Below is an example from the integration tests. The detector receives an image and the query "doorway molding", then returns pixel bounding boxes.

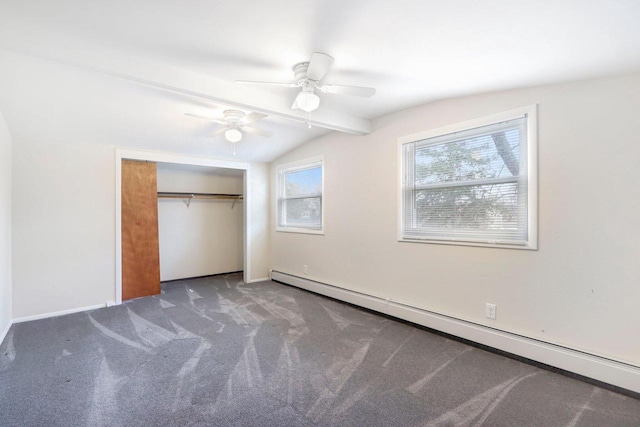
[115,149,251,305]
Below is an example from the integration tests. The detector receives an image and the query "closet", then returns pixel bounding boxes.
[121,160,244,300]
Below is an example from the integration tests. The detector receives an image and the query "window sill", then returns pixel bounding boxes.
[398,236,537,250]
[277,227,325,235]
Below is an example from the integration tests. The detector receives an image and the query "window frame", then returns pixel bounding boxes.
[276,156,325,235]
[397,105,538,250]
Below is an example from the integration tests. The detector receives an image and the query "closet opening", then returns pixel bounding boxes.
[156,162,244,284]
[115,149,251,304]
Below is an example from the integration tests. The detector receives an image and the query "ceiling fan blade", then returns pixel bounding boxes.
[240,125,272,138]
[242,112,268,124]
[319,84,376,97]
[234,80,298,88]
[208,127,228,138]
[306,52,334,81]
[185,113,226,124]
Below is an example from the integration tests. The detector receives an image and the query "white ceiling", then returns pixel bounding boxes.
[1,0,639,162]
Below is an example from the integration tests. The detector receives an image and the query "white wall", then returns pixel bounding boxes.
[157,166,243,281]
[247,162,271,282]
[0,109,12,340]
[271,73,640,367]
[12,141,115,318]
[11,143,271,319]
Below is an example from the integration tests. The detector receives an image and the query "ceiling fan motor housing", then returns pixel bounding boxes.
[223,109,245,123]
[294,62,316,86]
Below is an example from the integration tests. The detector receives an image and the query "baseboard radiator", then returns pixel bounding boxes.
[271,270,640,395]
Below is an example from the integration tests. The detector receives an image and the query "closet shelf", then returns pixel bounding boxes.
[157,192,243,208]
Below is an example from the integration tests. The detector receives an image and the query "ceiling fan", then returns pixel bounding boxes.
[235,52,376,112]
[185,109,272,143]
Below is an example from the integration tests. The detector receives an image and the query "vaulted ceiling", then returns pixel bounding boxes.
[1,0,639,162]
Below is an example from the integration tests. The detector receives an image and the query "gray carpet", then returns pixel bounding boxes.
[1,273,639,426]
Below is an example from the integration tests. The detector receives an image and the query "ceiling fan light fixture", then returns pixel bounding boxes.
[295,90,320,112]
[224,128,243,143]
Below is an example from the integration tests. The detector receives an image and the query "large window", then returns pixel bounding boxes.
[399,106,537,249]
[277,157,323,233]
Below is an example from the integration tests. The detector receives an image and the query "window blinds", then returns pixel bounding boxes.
[402,116,528,244]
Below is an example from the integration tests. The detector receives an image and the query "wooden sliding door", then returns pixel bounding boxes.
[121,159,161,300]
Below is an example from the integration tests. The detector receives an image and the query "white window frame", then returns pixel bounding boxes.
[397,105,538,250]
[276,156,325,235]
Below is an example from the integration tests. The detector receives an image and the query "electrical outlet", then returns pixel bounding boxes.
[303,265,308,274]
[485,303,497,320]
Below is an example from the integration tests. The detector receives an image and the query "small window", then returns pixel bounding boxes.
[399,106,537,249]
[277,158,323,233]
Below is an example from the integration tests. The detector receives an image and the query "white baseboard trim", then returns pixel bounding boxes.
[271,270,640,394]
[0,319,12,346]
[246,277,271,283]
[12,303,109,324]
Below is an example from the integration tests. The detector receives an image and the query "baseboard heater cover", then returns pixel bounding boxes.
[270,270,640,395]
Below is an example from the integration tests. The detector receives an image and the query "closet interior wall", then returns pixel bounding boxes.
[156,163,244,281]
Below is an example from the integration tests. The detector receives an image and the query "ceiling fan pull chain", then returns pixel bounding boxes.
[307,110,312,129]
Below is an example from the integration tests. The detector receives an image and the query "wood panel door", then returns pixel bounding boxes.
[122,159,161,300]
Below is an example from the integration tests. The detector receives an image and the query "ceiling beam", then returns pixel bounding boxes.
[4,47,372,135]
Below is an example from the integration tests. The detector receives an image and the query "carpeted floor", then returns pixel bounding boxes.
[1,273,639,426]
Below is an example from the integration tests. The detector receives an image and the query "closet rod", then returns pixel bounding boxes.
[157,192,243,200]
[158,192,243,208]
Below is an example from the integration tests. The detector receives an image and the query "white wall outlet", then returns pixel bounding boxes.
[303,265,308,274]
[485,303,497,320]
